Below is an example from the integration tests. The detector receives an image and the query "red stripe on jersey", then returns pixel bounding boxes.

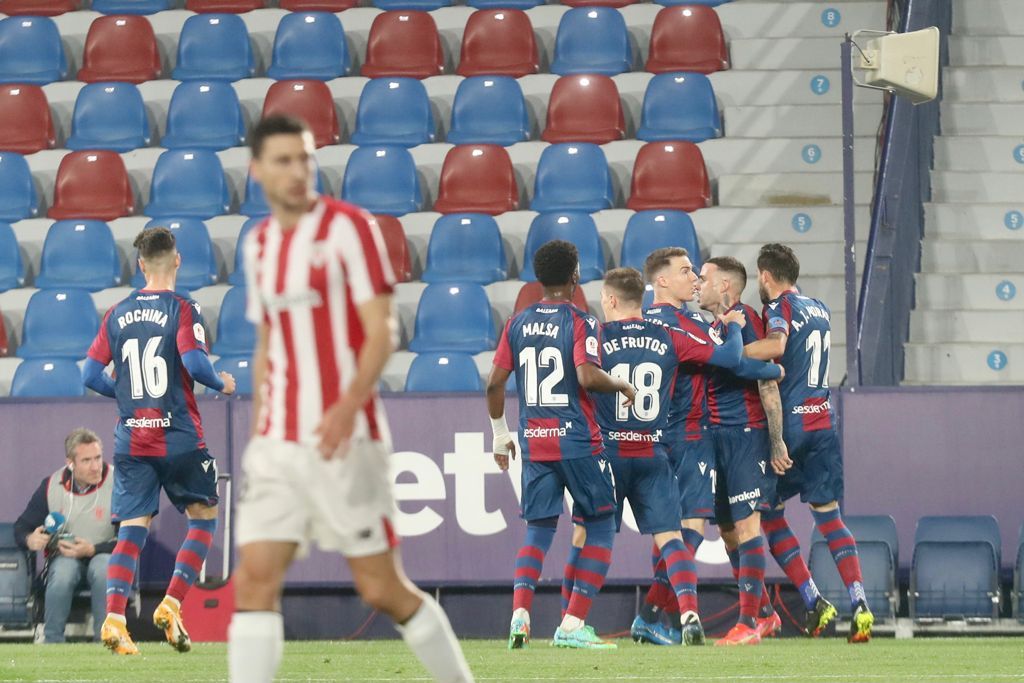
[276,229,300,442]
[576,384,604,456]
[382,516,400,549]
[740,305,767,427]
[254,224,272,436]
[800,396,834,431]
[344,205,394,297]
[311,210,340,412]
[178,363,206,450]
[128,407,168,457]
[87,308,115,365]
[341,262,382,441]
[524,417,563,461]
[685,374,706,436]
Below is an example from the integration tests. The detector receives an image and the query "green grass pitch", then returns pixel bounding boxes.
[1,638,1022,682]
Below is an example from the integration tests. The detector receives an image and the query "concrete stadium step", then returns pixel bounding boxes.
[708,70,883,107]
[712,2,885,40]
[951,0,1024,36]
[910,310,1024,344]
[949,37,1024,66]
[931,172,1024,204]
[729,38,848,71]
[940,103,1024,136]
[925,203,1024,239]
[944,67,1024,103]
[903,343,1023,384]
[724,105,884,137]
[714,241,866,278]
[718,172,874,207]
[914,273,1024,311]
[934,137,1024,172]
[920,240,1024,274]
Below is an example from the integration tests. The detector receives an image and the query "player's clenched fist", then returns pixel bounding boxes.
[717,309,747,328]
[219,371,236,395]
[316,400,357,460]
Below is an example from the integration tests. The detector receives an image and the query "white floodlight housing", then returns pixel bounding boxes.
[853,27,940,104]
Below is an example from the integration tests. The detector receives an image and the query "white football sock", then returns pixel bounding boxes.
[511,607,530,625]
[395,595,474,683]
[559,614,584,632]
[228,611,284,683]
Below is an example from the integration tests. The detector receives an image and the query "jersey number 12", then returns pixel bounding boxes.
[519,347,568,407]
[122,336,168,399]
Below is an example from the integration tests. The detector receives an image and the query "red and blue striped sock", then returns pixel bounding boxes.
[811,507,867,609]
[729,545,773,618]
[512,519,556,613]
[660,538,699,615]
[106,524,148,616]
[681,528,704,557]
[737,537,767,628]
[762,508,820,610]
[641,542,676,622]
[167,517,218,603]
[565,516,614,621]
[560,545,582,617]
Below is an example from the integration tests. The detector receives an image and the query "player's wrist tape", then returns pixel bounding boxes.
[491,416,511,455]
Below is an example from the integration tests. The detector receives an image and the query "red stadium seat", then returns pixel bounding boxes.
[279,0,356,9]
[0,307,7,356]
[541,74,625,145]
[261,80,340,148]
[432,145,519,215]
[0,85,55,154]
[626,141,710,212]
[373,214,411,283]
[514,280,588,314]
[0,0,78,15]
[186,0,264,12]
[362,11,445,79]
[646,6,729,75]
[47,150,135,221]
[77,15,162,84]
[456,9,538,78]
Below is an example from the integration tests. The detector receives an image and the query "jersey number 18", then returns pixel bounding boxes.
[609,362,660,421]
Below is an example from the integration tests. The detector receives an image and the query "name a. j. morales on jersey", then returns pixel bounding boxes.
[117,308,169,329]
[522,322,559,338]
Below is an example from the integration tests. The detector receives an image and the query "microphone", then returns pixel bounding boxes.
[44,512,66,535]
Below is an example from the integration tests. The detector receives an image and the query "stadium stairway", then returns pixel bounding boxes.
[905,0,1024,384]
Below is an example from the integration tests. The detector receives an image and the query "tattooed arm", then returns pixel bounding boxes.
[758,377,793,475]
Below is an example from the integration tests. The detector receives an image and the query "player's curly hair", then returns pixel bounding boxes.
[757,243,800,285]
[604,267,645,304]
[533,240,579,287]
[133,227,176,261]
[250,115,311,159]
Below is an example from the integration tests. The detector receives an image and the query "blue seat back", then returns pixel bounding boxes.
[0,16,67,84]
[915,515,1001,567]
[405,352,483,392]
[408,282,496,354]
[0,153,37,221]
[229,215,265,286]
[638,72,722,143]
[240,169,325,217]
[0,522,33,627]
[173,14,255,81]
[132,218,218,290]
[520,211,603,282]
[91,0,171,14]
[267,12,350,80]
[67,82,150,152]
[468,0,538,7]
[550,7,632,76]
[912,541,998,619]
[811,514,899,567]
[11,359,85,397]
[447,76,530,146]
[810,540,895,621]
[350,78,435,147]
[17,289,99,359]
[146,150,230,219]
[35,220,121,291]
[162,81,246,150]
[341,146,423,216]
[0,221,25,292]
[214,355,253,395]
[620,210,700,272]
[374,0,453,11]
[530,143,613,213]
[422,213,507,285]
[212,286,255,357]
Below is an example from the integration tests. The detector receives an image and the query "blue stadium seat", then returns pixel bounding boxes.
[91,0,171,14]
[212,286,254,357]
[341,146,423,216]
[229,215,265,285]
[17,289,98,360]
[531,143,613,213]
[0,16,68,84]
[911,515,1001,620]
[266,12,350,80]
[467,0,538,7]
[421,213,507,285]
[350,78,435,147]
[172,14,255,81]
[132,219,219,290]
[0,221,25,292]
[620,210,701,272]
[66,82,151,152]
[637,72,722,142]
[374,0,451,10]
[35,220,121,291]
[161,81,246,150]
[214,355,252,395]
[550,7,632,76]
[10,359,85,397]
[447,76,530,146]
[404,352,482,392]
[642,284,654,309]
[519,212,604,282]
[0,152,38,221]
[239,167,325,217]
[146,150,231,219]
[408,283,496,354]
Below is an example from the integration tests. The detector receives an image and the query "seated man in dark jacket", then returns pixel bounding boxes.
[14,428,116,643]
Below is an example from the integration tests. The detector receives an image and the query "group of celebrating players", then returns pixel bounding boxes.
[486,239,875,649]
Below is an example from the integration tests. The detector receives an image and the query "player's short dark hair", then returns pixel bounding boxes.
[532,240,579,287]
[757,243,800,285]
[250,115,310,159]
[643,246,689,283]
[133,227,176,261]
[604,267,645,304]
[706,256,747,291]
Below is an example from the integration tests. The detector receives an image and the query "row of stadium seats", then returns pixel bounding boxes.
[0,71,722,154]
[0,8,728,85]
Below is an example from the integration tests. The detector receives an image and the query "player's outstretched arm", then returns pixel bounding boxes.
[758,379,792,475]
[577,362,635,406]
[732,355,783,381]
[486,365,515,470]
[182,349,228,393]
[81,358,116,398]
[744,331,788,361]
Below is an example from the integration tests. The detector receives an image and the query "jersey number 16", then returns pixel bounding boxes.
[122,336,168,399]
